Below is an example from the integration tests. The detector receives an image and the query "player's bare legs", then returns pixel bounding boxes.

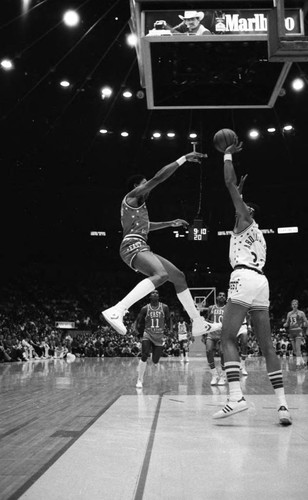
[102,251,167,335]
[103,250,220,336]
[221,302,247,364]
[251,309,291,424]
[251,310,280,372]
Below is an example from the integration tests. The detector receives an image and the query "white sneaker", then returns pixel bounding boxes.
[136,379,143,388]
[102,306,126,335]
[278,406,292,426]
[192,316,221,337]
[241,365,248,376]
[217,375,227,385]
[213,397,248,419]
[211,374,220,386]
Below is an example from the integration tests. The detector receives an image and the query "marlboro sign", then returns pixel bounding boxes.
[214,10,302,35]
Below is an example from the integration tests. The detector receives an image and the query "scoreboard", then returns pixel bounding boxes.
[129,0,307,109]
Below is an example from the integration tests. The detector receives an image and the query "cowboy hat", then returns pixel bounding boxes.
[179,11,205,21]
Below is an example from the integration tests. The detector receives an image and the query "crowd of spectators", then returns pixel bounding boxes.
[0,269,307,364]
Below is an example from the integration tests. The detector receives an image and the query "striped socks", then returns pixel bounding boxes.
[268,370,288,408]
[225,361,243,401]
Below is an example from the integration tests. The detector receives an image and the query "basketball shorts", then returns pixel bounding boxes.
[120,237,150,270]
[143,330,164,346]
[207,330,222,342]
[288,328,303,340]
[228,268,269,310]
[178,334,188,342]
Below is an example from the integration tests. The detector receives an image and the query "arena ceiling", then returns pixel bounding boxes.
[0,0,307,273]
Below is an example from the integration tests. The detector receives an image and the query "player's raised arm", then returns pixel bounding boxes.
[223,142,252,225]
[128,152,206,199]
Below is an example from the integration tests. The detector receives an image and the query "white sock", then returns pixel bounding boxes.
[177,289,199,319]
[138,360,147,381]
[211,367,218,375]
[275,387,288,408]
[296,356,301,365]
[229,381,243,401]
[117,278,155,312]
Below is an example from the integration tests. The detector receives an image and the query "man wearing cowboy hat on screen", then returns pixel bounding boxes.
[172,10,212,35]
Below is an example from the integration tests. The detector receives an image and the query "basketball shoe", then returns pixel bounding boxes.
[192,316,221,337]
[102,306,126,335]
[217,374,227,385]
[213,397,248,419]
[211,373,220,386]
[278,406,292,426]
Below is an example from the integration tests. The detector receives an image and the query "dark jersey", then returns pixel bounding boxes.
[209,304,225,324]
[143,303,166,346]
[120,196,149,241]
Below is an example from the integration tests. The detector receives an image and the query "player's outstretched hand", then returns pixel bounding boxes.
[225,139,243,155]
[185,152,207,163]
[171,219,189,228]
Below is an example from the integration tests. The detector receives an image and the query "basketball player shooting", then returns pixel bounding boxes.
[102,150,221,338]
[212,136,292,425]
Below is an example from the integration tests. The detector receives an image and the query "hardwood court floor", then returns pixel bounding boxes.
[0,355,308,500]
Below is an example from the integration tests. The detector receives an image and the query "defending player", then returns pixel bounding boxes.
[102,152,221,338]
[213,140,292,425]
[206,292,227,385]
[283,299,307,369]
[135,290,171,388]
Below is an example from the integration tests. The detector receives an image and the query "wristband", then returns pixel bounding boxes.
[176,156,186,166]
[224,153,232,161]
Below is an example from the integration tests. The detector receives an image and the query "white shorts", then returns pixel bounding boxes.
[228,268,269,311]
[237,324,248,337]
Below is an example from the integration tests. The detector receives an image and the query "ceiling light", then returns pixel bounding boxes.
[101,87,112,99]
[63,10,80,27]
[167,132,175,138]
[127,33,137,47]
[121,131,129,137]
[1,59,13,70]
[248,129,260,139]
[123,90,132,98]
[152,132,161,138]
[291,77,305,91]
[99,129,108,134]
[189,133,197,139]
[267,127,276,133]
[283,124,293,132]
[60,80,70,88]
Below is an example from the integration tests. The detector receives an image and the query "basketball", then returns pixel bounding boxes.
[213,128,237,153]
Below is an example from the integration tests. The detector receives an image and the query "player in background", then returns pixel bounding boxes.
[206,292,227,385]
[283,299,307,369]
[102,152,221,338]
[135,290,171,388]
[213,140,292,425]
[176,315,191,362]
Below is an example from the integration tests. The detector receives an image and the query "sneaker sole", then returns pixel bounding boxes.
[102,311,126,335]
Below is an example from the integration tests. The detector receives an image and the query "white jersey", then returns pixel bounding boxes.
[229,220,266,272]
